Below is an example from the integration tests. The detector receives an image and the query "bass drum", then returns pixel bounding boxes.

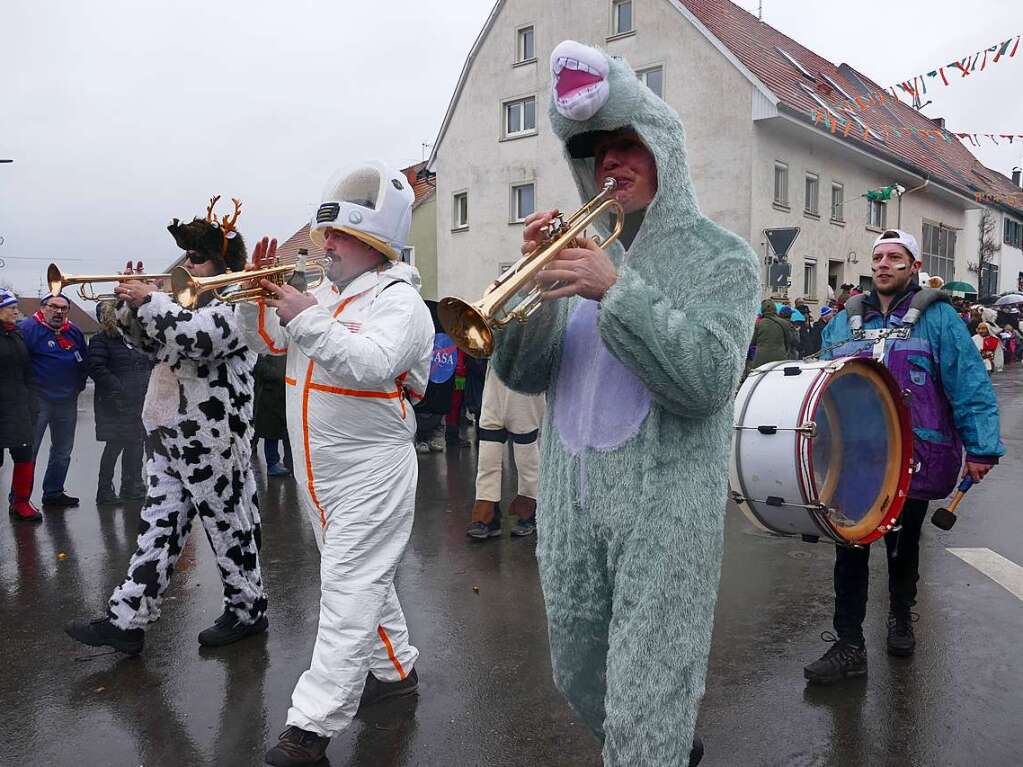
[730,357,913,545]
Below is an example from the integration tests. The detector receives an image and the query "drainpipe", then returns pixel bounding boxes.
[895,175,929,228]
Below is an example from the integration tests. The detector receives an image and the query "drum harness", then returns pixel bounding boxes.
[731,289,949,546]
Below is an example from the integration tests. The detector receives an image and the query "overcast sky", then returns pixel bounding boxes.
[2,0,1021,296]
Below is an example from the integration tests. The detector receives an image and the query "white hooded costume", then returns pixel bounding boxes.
[239,162,433,737]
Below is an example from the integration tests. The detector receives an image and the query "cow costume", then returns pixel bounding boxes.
[66,197,268,654]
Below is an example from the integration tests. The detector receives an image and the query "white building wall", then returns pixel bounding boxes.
[434,0,756,301]
[964,208,1023,294]
[752,119,971,305]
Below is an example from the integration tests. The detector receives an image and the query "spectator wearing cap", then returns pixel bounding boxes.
[1,289,42,520]
[804,305,833,357]
[18,292,89,508]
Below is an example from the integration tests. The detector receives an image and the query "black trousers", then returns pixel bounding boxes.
[833,498,928,643]
[98,439,145,491]
[0,445,33,466]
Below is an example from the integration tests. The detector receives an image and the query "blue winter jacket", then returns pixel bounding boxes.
[821,285,1003,500]
[18,316,89,402]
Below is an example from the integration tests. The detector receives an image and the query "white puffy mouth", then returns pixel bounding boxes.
[550,40,610,121]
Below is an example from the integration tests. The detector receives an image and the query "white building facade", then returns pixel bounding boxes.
[430,0,1023,306]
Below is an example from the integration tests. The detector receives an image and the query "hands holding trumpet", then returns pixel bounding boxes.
[113,261,161,307]
[247,237,318,325]
[521,210,619,302]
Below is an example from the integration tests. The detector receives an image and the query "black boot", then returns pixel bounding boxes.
[886,611,917,656]
[689,734,704,766]
[119,482,146,502]
[96,484,120,505]
[197,608,268,647]
[803,632,867,684]
[265,726,330,767]
[358,667,419,710]
[65,617,144,655]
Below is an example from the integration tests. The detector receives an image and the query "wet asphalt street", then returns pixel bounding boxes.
[2,369,1022,767]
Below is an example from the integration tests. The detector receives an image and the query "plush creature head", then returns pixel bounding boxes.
[548,39,700,247]
[167,195,247,274]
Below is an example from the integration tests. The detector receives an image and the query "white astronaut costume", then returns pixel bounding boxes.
[239,162,433,738]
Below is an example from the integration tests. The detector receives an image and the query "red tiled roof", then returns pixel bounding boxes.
[402,161,437,209]
[680,0,1023,212]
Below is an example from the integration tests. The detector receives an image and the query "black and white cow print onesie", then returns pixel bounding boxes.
[107,291,267,631]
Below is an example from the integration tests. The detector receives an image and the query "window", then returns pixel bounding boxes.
[399,246,415,266]
[922,221,956,284]
[511,182,535,222]
[612,0,633,35]
[516,26,535,63]
[504,96,536,137]
[867,198,887,229]
[821,74,854,102]
[804,258,818,298]
[830,183,844,222]
[980,263,999,296]
[773,162,789,206]
[804,173,819,215]
[637,66,663,98]
[453,192,468,229]
[1005,218,1023,249]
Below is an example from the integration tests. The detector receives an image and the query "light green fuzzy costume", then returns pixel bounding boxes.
[492,41,759,765]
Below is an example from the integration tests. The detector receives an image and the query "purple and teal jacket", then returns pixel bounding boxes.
[820,285,1003,500]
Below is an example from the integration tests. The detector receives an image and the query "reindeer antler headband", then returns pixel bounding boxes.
[205,195,243,260]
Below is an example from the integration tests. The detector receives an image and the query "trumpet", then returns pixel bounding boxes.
[438,178,624,358]
[172,253,328,310]
[47,262,173,302]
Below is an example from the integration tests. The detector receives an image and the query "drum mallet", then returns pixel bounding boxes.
[930,477,974,530]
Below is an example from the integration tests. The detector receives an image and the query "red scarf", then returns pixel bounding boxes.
[33,310,76,350]
[1,321,15,332]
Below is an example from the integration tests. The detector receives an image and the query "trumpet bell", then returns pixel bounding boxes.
[47,263,64,296]
[438,297,494,358]
[171,267,199,310]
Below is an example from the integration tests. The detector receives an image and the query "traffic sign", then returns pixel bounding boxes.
[764,227,800,261]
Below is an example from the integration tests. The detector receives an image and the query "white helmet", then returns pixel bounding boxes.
[309,161,414,260]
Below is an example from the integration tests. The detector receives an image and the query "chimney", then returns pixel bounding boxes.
[930,117,945,129]
[1013,167,1022,189]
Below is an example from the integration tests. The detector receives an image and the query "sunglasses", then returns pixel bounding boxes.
[184,251,213,265]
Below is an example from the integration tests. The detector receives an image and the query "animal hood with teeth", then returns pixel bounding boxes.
[551,40,610,121]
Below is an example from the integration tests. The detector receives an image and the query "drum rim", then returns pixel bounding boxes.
[801,357,913,544]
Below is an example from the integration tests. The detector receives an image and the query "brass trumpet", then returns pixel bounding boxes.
[172,254,328,310]
[47,262,173,302]
[438,178,624,358]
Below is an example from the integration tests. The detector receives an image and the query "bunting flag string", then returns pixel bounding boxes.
[811,109,1023,150]
[816,34,1020,114]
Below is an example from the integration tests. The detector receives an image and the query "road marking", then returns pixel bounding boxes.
[947,548,1023,602]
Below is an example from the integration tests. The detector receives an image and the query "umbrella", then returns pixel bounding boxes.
[942,281,976,293]
[993,292,1023,307]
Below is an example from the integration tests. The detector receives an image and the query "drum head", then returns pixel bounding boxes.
[809,362,905,542]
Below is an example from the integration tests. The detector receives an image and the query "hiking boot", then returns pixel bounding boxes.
[198,609,268,647]
[415,441,431,455]
[689,734,704,767]
[467,501,501,540]
[803,632,867,684]
[887,611,917,657]
[428,435,446,452]
[267,463,292,478]
[42,492,80,508]
[358,667,419,710]
[511,517,536,537]
[96,485,120,505]
[264,726,330,767]
[119,483,147,502]
[509,496,537,537]
[65,617,144,655]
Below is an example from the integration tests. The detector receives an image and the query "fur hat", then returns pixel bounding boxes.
[168,196,247,273]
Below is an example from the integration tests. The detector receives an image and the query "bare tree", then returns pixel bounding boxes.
[973,209,1001,296]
